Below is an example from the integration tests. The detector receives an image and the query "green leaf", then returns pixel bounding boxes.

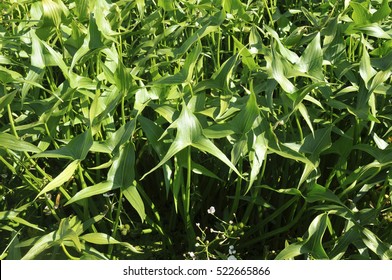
[266,44,297,93]
[194,55,238,93]
[173,10,225,57]
[300,127,332,159]
[122,181,146,222]
[354,24,391,39]
[65,180,113,206]
[0,133,42,153]
[21,231,57,259]
[231,87,260,134]
[275,242,305,260]
[359,40,377,86]
[141,103,242,179]
[222,0,250,21]
[361,228,392,259]
[154,42,201,85]
[33,129,93,160]
[158,0,174,11]
[248,130,268,191]
[108,142,135,186]
[276,213,329,259]
[0,67,22,84]
[36,160,79,198]
[70,13,104,70]
[305,183,346,207]
[302,213,329,259]
[350,1,370,24]
[371,0,391,22]
[233,36,259,71]
[297,33,323,80]
[0,209,43,232]
[80,233,140,253]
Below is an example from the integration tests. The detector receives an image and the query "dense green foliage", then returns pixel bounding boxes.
[1,0,392,259]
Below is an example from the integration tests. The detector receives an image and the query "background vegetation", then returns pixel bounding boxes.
[1,0,392,260]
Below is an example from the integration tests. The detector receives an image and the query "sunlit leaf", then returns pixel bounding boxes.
[35,160,79,198]
[33,129,93,160]
[0,133,42,153]
[80,233,140,253]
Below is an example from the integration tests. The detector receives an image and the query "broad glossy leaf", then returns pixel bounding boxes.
[305,183,346,207]
[33,129,93,160]
[302,213,329,259]
[359,41,377,86]
[41,41,69,80]
[65,179,113,206]
[158,0,174,11]
[329,226,360,259]
[298,103,314,136]
[264,25,299,64]
[354,24,391,39]
[222,0,250,21]
[0,210,43,231]
[248,130,268,191]
[297,33,323,80]
[21,231,56,259]
[123,181,146,222]
[300,127,332,159]
[0,67,22,84]
[0,133,42,153]
[36,160,79,198]
[70,13,104,70]
[350,1,371,25]
[231,87,259,134]
[275,242,305,260]
[141,103,242,179]
[266,45,297,93]
[361,228,392,260]
[108,142,134,188]
[368,70,391,93]
[80,233,140,253]
[371,0,391,22]
[233,36,258,71]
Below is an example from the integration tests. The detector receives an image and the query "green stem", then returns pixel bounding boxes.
[231,159,243,217]
[263,0,274,25]
[108,190,124,258]
[61,243,80,260]
[184,146,195,248]
[7,104,17,137]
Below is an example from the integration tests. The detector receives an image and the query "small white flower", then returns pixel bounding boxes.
[207,206,215,214]
[189,252,195,258]
[195,243,200,247]
[229,245,234,250]
[196,223,200,227]
[227,255,237,260]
